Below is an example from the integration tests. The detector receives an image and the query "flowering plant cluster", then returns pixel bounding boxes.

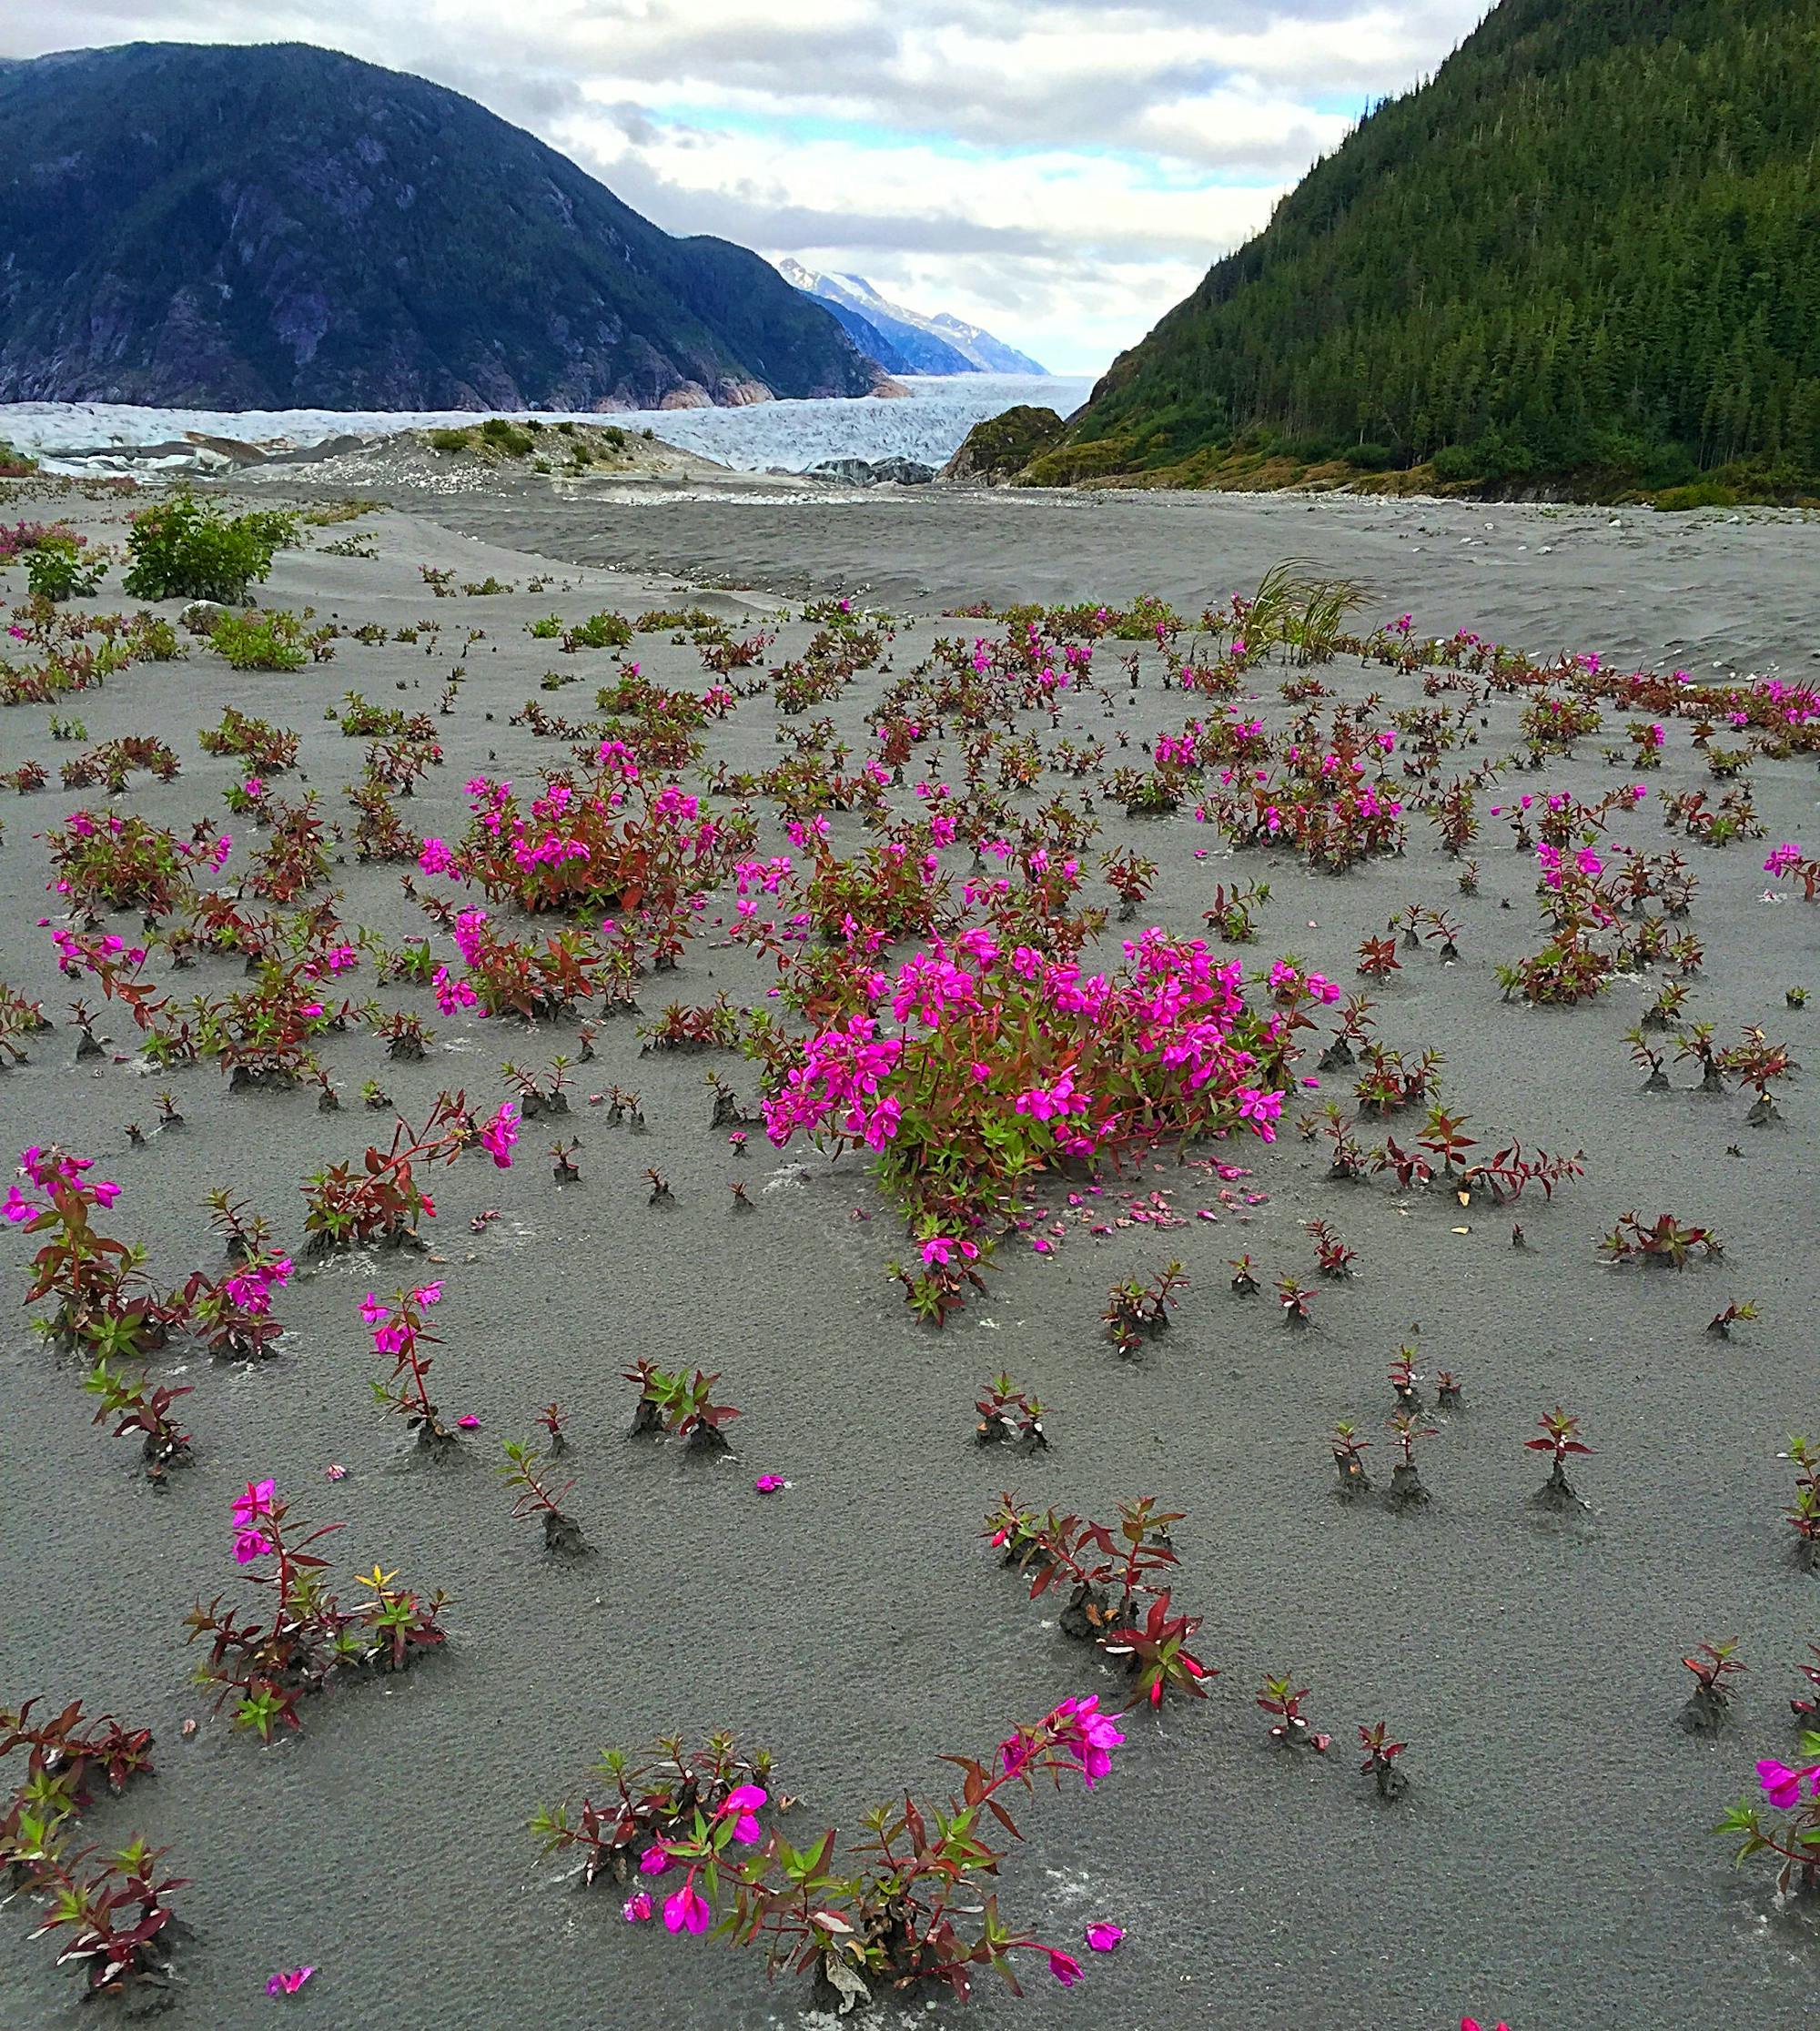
[757,926,1287,1319]
[185,1481,447,1741]
[581,1700,1126,2006]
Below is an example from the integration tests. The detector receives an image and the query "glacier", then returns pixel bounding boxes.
[0,374,1091,479]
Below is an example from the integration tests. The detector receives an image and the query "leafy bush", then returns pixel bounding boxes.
[1345,441,1400,471]
[566,611,633,649]
[1431,445,1481,482]
[480,418,536,457]
[25,539,106,602]
[428,429,472,453]
[210,610,308,672]
[1654,480,1739,512]
[121,497,296,603]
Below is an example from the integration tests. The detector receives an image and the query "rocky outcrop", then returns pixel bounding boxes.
[938,406,1066,485]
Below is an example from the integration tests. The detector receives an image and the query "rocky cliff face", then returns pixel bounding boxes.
[0,42,879,411]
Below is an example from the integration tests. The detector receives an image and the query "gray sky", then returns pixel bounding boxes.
[6,2,1496,373]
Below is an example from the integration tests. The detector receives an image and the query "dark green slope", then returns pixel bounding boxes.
[0,41,877,409]
[1059,0,1820,492]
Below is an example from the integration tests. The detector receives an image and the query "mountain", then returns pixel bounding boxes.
[0,43,883,411]
[1047,0,1820,494]
[775,261,1046,377]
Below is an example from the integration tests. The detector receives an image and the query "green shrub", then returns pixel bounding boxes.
[1344,442,1400,471]
[479,418,535,457]
[1654,480,1739,512]
[122,496,296,603]
[1431,445,1481,482]
[528,614,564,638]
[566,610,633,649]
[25,538,106,602]
[210,609,308,672]
[0,438,39,478]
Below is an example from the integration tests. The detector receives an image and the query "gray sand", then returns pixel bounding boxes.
[0,479,1815,2031]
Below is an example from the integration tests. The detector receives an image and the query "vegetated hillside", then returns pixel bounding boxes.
[1052,0,1820,500]
[0,42,880,410]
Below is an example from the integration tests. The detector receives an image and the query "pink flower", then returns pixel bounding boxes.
[324,1464,346,1481]
[715,1783,767,1844]
[234,1529,272,1565]
[480,1103,519,1168]
[3,1185,37,1225]
[359,1293,388,1325]
[622,1893,652,1923]
[265,1966,314,1996]
[1085,1923,1124,1953]
[663,1874,711,1935]
[233,1479,275,1528]
[1756,1757,1820,1810]
[457,1413,480,1430]
[1764,843,1805,877]
[412,1281,443,1307]
[1461,2020,1511,2031]
[90,1180,121,1208]
[638,1844,671,1875]
[1046,1694,1124,1789]
[920,1236,978,1268]
[753,1474,784,1492]
[1047,1949,1084,1988]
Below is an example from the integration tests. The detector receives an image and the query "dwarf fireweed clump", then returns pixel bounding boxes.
[43,810,219,918]
[1714,1739,1820,1898]
[302,1091,512,1251]
[624,1361,740,1452]
[1103,1260,1187,1356]
[622,1700,1125,2006]
[530,1733,774,1887]
[365,1285,460,1450]
[1782,1437,1820,1571]
[185,1482,446,1740]
[82,1361,192,1480]
[1599,1211,1723,1269]
[756,926,1286,1319]
[1677,1641,1746,1735]
[5,1147,176,1359]
[976,1372,1047,1449]
[986,1493,1210,1707]
[450,745,731,917]
[500,1440,583,1552]
[1,1698,155,1878]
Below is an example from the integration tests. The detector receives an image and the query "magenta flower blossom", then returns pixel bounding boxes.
[359,1293,388,1325]
[1764,843,1805,877]
[1046,1694,1125,1790]
[233,1479,275,1526]
[662,1874,711,1935]
[638,1844,671,1875]
[715,1783,767,1844]
[1756,1757,1820,1810]
[1046,1948,1084,1987]
[1085,1923,1124,1953]
[457,1413,480,1430]
[753,1474,784,1493]
[920,1235,979,1268]
[622,1893,652,1923]
[480,1103,519,1167]
[265,1966,314,1996]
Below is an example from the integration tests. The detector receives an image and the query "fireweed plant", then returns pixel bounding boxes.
[574,1700,1128,2006]
[1714,1740,1820,1898]
[364,1285,461,1450]
[986,1494,1210,1707]
[624,1362,741,1452]
[185,1481,447,1740]
[753,925,1289,1320]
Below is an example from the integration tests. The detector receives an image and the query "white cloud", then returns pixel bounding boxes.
[5,0,1496,373]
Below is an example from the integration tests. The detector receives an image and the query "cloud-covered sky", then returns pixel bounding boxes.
[5,2,1495,374]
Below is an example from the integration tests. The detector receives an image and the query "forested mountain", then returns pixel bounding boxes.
[0,43,880,410]
[1050,0,1820,493]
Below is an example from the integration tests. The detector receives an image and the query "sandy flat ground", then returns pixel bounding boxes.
[0,477,1816,2031]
